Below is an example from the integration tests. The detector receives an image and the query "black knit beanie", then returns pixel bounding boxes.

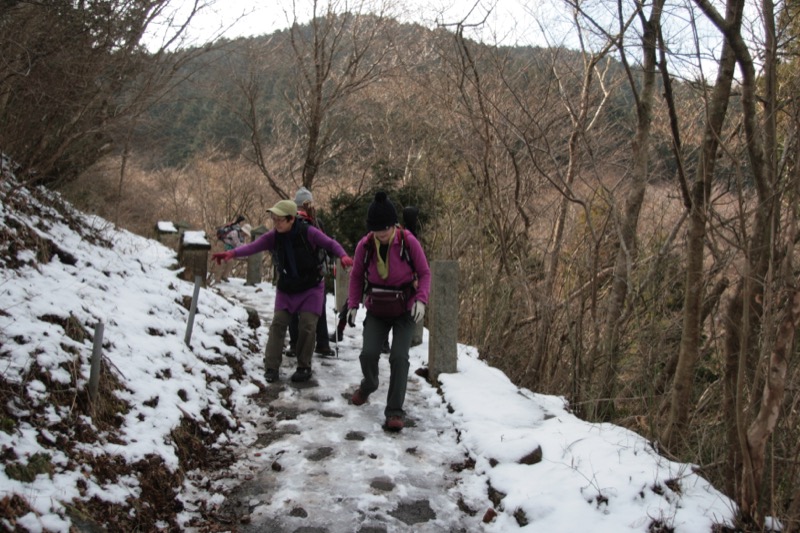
[366,191,398,231]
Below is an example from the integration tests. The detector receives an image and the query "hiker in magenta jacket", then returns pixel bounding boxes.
[346,192,431,431]
[212,199,353,384]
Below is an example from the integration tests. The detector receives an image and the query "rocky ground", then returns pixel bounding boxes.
[203,282,486,532]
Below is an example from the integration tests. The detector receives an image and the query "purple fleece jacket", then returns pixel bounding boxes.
[232,224,347,314]
[348,229,431,310]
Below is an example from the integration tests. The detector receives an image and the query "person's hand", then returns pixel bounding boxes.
[212,250,235,264]
[347,307,359,327]
[411,301,426,323]
[340,255,354,269]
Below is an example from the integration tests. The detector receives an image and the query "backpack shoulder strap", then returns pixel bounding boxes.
[362,229,415,272]
[362,232,375,267]
[297,220,328,268]
[397,228,415,274]
[272,220,313,264]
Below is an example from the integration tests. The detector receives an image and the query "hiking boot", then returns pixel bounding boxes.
[285,345,297,358]
[385,416,404,432]
[265,368,279,383]
[290,367,312,382]
[315,345,336,357]
[350,388,369,406]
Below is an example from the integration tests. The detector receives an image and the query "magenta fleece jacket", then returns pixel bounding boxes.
[232,224,346,261]
[232,224,348,314]
[348,229,431,310]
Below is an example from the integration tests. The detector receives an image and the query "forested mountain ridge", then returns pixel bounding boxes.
[137,20,636,172]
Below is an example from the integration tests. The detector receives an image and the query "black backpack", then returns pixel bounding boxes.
[216,224,234,241]
[272,220,327,293]
[402,206,419,237]
[216,214,245,241]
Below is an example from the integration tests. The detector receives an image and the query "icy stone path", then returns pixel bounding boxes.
[208,281,486,532]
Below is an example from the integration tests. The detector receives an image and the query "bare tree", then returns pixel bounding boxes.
[236,0,395,197]
[229,36,298,199]
[565,0,664,419]
[660,4,739,447]
[0,0,205,186]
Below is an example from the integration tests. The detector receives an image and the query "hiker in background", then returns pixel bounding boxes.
[286,187,336,358]
[212,199,353,384]
[346,192,430,431]
[209,215,251,286]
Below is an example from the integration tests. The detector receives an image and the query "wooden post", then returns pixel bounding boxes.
[89,322,104,402]
[178,230,211,285]
[184,276,202,346]
[428,260,458,383]
[246,225,269,286]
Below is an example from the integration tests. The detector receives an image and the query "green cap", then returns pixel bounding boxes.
[267,199,297,218]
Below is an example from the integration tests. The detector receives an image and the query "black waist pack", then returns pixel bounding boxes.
[365,286,412,318]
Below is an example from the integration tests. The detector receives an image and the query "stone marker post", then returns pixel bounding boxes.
[178,230,211,285]
[89,321,104,403]
[174,221,191,239]
[429,260,458,383]
[246,225,269,286]
[154,221,179,250]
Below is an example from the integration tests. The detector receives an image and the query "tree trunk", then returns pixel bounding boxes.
[661,37,737,448]
[742,290,799,520]
[594,0,663,420]
[693,0,779,513]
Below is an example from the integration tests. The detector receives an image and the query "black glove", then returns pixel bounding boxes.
[347,307,359,327]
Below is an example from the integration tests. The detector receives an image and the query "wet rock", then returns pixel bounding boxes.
[518,445,542,465]
[307,447,334,461]
[245,307,261,329]
[514,507,529,526]
[370,476,394,492]
[255,425,301,447]
[488,485,506,507]
[289,507,308,518]
[357,526,387,533]
[389,499,436,525]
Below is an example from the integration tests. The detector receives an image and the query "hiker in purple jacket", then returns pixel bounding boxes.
[212,199,353,384]
[346,192,431,431]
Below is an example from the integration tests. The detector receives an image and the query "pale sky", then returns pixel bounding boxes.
[145,0,732,82]
[146,0,565,50]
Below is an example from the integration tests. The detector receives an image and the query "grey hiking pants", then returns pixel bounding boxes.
[359,310,415,418]
[265,309,318,370]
